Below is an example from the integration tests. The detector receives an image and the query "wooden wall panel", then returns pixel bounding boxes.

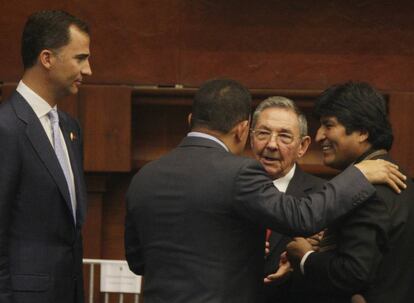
[83,175,107,258]
[0,83,17,102]
[389,92,414,176]
[60,94,80,119]
[79,85,132,172]
[101,174,132,260]
[1,1,414,90]
[0,0,72,82]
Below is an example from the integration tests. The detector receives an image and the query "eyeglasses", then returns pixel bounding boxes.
[250,129,296,144]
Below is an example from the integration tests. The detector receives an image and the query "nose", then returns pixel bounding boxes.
[315,127,325,143]
[265,133,279,150]
[82,59,92,76]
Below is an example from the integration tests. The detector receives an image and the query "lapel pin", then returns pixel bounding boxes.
[70,132,77,141]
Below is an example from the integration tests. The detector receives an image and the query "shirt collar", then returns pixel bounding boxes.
[16,80,56,118]
[187,131,229,152]
[273,163,296,192]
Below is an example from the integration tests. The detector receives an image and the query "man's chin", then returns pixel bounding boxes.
[261,164,282,178]
[70,85,80,94]
[322,155,335,167]
[60,84,79,96]
[323,157,345,170]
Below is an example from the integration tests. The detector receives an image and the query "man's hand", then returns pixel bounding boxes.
[355,159,406,193]
[306,231,324,252]
[264,252,292,284]
[265,241,270,257]
[286,237,313,268]
[351,294,367,303]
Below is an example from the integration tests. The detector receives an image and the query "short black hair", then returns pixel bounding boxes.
[191,79,252,133]
[314,81,393,150]
[21,10,90,69]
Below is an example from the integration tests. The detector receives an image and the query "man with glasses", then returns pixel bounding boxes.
[250,96,325,303]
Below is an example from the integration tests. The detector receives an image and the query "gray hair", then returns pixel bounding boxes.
[251,96,308,137]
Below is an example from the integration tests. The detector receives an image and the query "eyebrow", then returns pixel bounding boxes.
[256,125,294,133]
[74,53,90,59]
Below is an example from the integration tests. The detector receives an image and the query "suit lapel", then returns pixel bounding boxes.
[12,93,75,223]
[59,114,86,226]
[268,230,285,251]
[286,165,313,196]
[269,166,311,252]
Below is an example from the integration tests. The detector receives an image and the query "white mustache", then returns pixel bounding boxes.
[262,153,280,160]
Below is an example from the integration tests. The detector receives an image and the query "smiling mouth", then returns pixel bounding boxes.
[320,140,333,151]
[321,144,335,155]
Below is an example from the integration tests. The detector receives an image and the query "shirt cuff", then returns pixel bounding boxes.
[300,250,315,275]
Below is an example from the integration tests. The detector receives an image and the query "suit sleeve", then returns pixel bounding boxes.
[232,159,375,237]
[124,198,145,275]
[302,196,390,295]
[0,125,20,302]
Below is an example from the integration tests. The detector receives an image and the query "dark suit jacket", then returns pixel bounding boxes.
[125,136,374,303]
[0,92,87,303]
[263,166,324,303]
[302,152,414,303]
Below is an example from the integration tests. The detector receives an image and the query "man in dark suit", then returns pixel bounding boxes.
[0,10,91,303]
[287,82,414,303]
[125,79,404,303]
[249,96,325,302]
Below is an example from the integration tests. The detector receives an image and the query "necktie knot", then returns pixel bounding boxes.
[48,108,59,125]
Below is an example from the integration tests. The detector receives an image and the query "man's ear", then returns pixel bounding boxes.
[358,130,369,143]
[235,120,250,142]
[39,49,54,70]
[297,136,311,158]
[187,113,192,128]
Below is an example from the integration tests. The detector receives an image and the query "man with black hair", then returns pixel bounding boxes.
[287,81,414,303]
[125,79,405,303]
[0,10,91,303]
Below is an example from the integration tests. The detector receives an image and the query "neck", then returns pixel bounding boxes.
[273,163,295,180]
[191,127,239,154]
[354,145,385,163]
[22,68,58,107]
[341,144,374,169]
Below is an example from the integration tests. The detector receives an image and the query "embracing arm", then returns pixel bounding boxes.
[233,159,400,237]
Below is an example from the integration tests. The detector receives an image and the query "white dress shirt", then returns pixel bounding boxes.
[273,163,296,193]
[16,80,76,191]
